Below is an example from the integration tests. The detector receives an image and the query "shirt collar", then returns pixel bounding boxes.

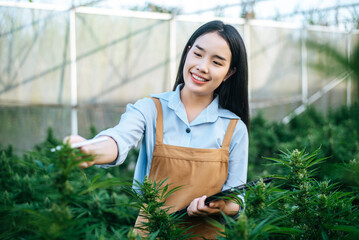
[151,84,239,125]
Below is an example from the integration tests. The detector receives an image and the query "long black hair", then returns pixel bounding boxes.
[172,20,250,131]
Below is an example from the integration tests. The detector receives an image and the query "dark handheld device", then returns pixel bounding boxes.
[171,177,274,217]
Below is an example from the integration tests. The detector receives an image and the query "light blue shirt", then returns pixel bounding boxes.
[97,85,248,192]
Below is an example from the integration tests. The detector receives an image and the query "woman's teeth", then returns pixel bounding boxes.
[192,74,207,82]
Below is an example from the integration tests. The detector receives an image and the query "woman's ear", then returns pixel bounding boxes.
[224,67,236,82]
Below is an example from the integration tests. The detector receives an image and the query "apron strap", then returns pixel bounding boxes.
[221,119,238,150]
[152,97,238,149]
[152,98,164,145]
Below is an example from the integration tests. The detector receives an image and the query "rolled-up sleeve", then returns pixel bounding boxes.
[96,98,153,168]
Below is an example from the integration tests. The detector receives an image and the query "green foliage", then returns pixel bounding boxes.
[221,149,359,240]
[249,113,280,167]
[126,177,193,240]
[1,103,359,239]
[219,213,301,240]
[0,139,137,239]
[249,103,359,185]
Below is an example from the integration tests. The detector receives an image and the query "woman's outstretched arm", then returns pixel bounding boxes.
[64,135,118,168]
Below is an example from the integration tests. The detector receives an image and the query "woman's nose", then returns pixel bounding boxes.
[196,60,209,73]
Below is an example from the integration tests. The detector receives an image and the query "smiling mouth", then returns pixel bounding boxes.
[191,73,208,83]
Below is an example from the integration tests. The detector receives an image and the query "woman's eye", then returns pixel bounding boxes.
[213,61,222,66]
[194,52,201,57]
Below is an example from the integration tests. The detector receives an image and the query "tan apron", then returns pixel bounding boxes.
[135,98,238,239]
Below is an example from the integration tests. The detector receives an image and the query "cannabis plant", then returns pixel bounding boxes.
[218,212,300,240]
[217,180,300,240]
[0,141,136,239]
[219,149,359,240]
[266,149,359,240]
[249,103,359,184]
[126,177,193,240]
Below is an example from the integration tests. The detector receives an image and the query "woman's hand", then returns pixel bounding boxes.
[63,135,96,169]
[63,135,118,169]
[187,195,240,217]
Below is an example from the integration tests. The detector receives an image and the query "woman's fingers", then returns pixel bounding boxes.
[78,158,96,169]
[187,196,223,216]
[63,135,92,155]
[187,197,228,217]
[196,195,207,211]
[187,197,202,216]
[63,135,87,145]
[62,135,94,168]
[209,199,225,209]
[187,198,196,216]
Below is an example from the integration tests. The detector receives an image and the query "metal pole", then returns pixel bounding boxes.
[346,32,351,106]
[169,16,177,90]
[70,9,78,135]
[244,20,251,105]
[301,28,308,105]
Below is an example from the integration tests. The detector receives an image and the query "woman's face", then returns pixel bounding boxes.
[182,31,234,100]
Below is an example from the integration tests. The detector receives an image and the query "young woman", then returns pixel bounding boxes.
[66,20,249,239]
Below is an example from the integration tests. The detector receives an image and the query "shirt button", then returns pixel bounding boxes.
[186,128,191,133]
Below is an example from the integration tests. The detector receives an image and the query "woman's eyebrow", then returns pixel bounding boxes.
[194,44,227,61]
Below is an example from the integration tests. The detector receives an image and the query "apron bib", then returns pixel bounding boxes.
[135,98,238,239]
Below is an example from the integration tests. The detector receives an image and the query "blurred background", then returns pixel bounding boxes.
[1,0,359,152]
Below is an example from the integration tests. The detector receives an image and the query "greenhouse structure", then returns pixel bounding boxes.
[1,1,358,151]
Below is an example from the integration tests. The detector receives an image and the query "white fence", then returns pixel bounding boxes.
[1,1,358,150]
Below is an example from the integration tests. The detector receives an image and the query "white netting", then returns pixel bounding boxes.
[0,4,357,150]
[0,7,71,105]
